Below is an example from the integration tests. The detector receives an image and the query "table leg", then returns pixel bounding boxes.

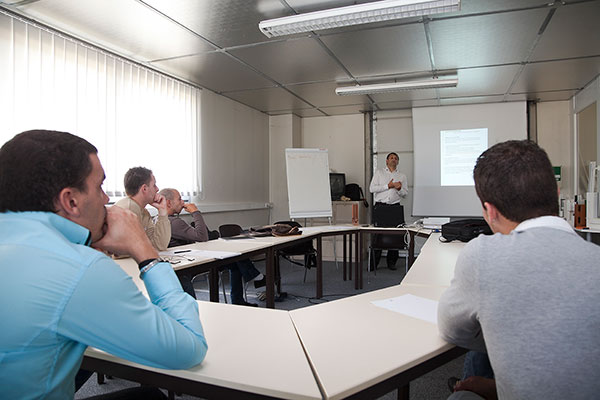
[209,269,219,302]
[398,384,409,400]
[359,231,364,282]
[317,236,323,299]
[358,231,363,289]
[354,231,360,290]
[265,247,275,309]
[348,234,353,281]
[343,234,347,281]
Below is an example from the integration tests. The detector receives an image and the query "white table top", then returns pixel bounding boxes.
[575,227,600,234]
[86,301,322,400]
[109,228,464,399]
[289,283,453,400]
[401,233,465,287]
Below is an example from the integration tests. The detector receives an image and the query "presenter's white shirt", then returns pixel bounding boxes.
[369,167,408,204]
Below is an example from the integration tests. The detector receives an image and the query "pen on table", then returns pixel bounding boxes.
[174,250,191,254]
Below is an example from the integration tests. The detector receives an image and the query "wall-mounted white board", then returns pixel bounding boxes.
[285,148,333,219]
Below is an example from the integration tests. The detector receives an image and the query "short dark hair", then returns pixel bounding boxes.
[386,152,399,160]
[0,130,97,212]
[124,167,153,196]
[473,140,558,222]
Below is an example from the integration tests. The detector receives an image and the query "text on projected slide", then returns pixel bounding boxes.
[440,128,488,186]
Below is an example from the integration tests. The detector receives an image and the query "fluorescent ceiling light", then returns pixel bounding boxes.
[335,77,458,95]
[259,0,460,38]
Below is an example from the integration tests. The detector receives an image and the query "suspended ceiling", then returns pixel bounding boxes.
[1,0,599,117]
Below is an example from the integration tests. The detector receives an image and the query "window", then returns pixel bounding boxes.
[0,11,201,196]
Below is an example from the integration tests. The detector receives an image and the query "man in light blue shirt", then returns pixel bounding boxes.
[0,130,208,399]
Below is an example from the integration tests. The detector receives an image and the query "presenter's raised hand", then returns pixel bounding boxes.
[394,181,402,190]
[387,179,395,189]
[152,193,168,216]
[183,203,199,213]
[93,206,158,263]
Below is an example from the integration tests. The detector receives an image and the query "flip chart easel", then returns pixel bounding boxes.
[285,148,333,220]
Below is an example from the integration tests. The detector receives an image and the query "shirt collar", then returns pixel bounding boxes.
[513,215,576,236]
[3,211,92,246]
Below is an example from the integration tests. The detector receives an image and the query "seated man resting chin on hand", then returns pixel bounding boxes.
[160,188,265,307]
[0,130,208,400]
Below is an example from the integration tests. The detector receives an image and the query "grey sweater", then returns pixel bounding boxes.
[438,223,600,399]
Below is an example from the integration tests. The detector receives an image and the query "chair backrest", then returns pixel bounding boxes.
[219,224,243,238]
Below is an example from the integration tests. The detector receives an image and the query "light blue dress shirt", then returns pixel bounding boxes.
[0,212,208,399]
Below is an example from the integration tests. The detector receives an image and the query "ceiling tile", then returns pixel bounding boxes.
[151,52,274,92]
[430,8,549,69]
[439,95,507,105]
[320,23,430,77]
[224,87,313,112]
[441,0,552,16]
[18,0,214,61]
[229,37,350,84]
[142,0,290,48]
[269,108,327,118]
[531,1,600,61]
[285,0,378,13]
[319,104,373,116]
[369,88,438,103]
[286,80,372,108]
[412,99,441,108]
[437,64,522,97]
[506,90,579,102]
[375,100,414,110]
[511,57,600,93]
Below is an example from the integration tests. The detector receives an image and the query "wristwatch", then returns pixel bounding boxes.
[138,257,168,278]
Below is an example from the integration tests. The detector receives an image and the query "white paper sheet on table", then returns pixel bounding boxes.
[371,294,438,324]
[160,249,241,259]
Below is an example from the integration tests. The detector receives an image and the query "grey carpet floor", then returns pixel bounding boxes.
[76,255,463,399]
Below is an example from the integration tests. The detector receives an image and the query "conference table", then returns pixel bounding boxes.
[149,225,431,308]
[153,225,362,309]
[83,232,466,399]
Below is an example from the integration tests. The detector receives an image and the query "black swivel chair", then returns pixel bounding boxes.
[219,224,243,238]
[274,221,317,284]
[188,223,228,302]
[368,233,409,274]
[369,205,409,274]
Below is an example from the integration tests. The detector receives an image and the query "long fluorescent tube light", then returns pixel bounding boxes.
[335,77,458,95]
[259,0,460,38]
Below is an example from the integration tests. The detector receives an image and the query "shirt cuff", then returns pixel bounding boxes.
[141,262,182,298]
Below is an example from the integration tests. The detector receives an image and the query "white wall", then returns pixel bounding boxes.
[196,90,270,228]
[537,101,574,199]
[302,114,365,189]
[574,76,600,162]
[269,114,302,223]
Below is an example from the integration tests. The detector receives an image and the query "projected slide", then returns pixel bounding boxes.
[412,102,527,217]
[440,128,488,186]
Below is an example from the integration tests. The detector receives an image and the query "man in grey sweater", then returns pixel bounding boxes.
[438,140,600,399]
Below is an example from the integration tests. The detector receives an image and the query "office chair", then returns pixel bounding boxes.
[219,224,243,238]
[189,225,228,303]
[218,223,258,301]
[368,232,410,275]
[274,221,317,284]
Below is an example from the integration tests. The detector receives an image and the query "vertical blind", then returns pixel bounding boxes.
[0,11,201,197]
